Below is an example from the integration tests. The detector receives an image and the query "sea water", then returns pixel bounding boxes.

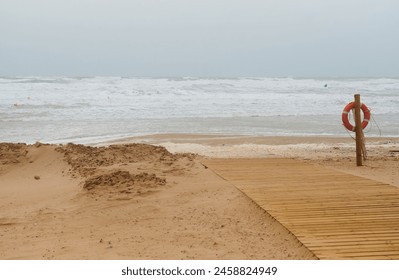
[0,77,398,144]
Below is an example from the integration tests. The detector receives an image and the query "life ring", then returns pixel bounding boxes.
[342,102,371,131]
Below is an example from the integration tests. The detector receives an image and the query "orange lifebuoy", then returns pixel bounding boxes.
[342,102,371,131]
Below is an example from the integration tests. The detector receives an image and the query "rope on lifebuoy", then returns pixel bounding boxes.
[341,102,371,132]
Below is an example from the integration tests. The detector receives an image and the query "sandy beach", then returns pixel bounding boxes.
[1,135,398,260]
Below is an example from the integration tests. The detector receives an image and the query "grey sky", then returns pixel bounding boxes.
[1,0,398,77]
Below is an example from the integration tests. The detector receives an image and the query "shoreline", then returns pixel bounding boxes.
[102,133,398,146]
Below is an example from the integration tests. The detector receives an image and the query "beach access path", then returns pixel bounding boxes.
[203,158,399,260]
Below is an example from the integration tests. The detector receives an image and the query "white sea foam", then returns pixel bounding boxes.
[0,77,398,143]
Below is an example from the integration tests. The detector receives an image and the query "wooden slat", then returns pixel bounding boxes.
[203,158,399,260]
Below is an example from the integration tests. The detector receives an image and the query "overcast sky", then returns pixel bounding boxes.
[1,0,398,77]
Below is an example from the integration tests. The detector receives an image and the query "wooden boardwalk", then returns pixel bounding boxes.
[202,158,399,259]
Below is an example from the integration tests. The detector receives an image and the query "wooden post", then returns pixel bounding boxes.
[354,94,363,166]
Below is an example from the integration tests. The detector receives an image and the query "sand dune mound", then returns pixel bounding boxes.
[0,143,80,220]
[55,143,184,177]
[83,170,166,199]
[54,143,191,200]
[0,143,29,165]
[84,170,135,190]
